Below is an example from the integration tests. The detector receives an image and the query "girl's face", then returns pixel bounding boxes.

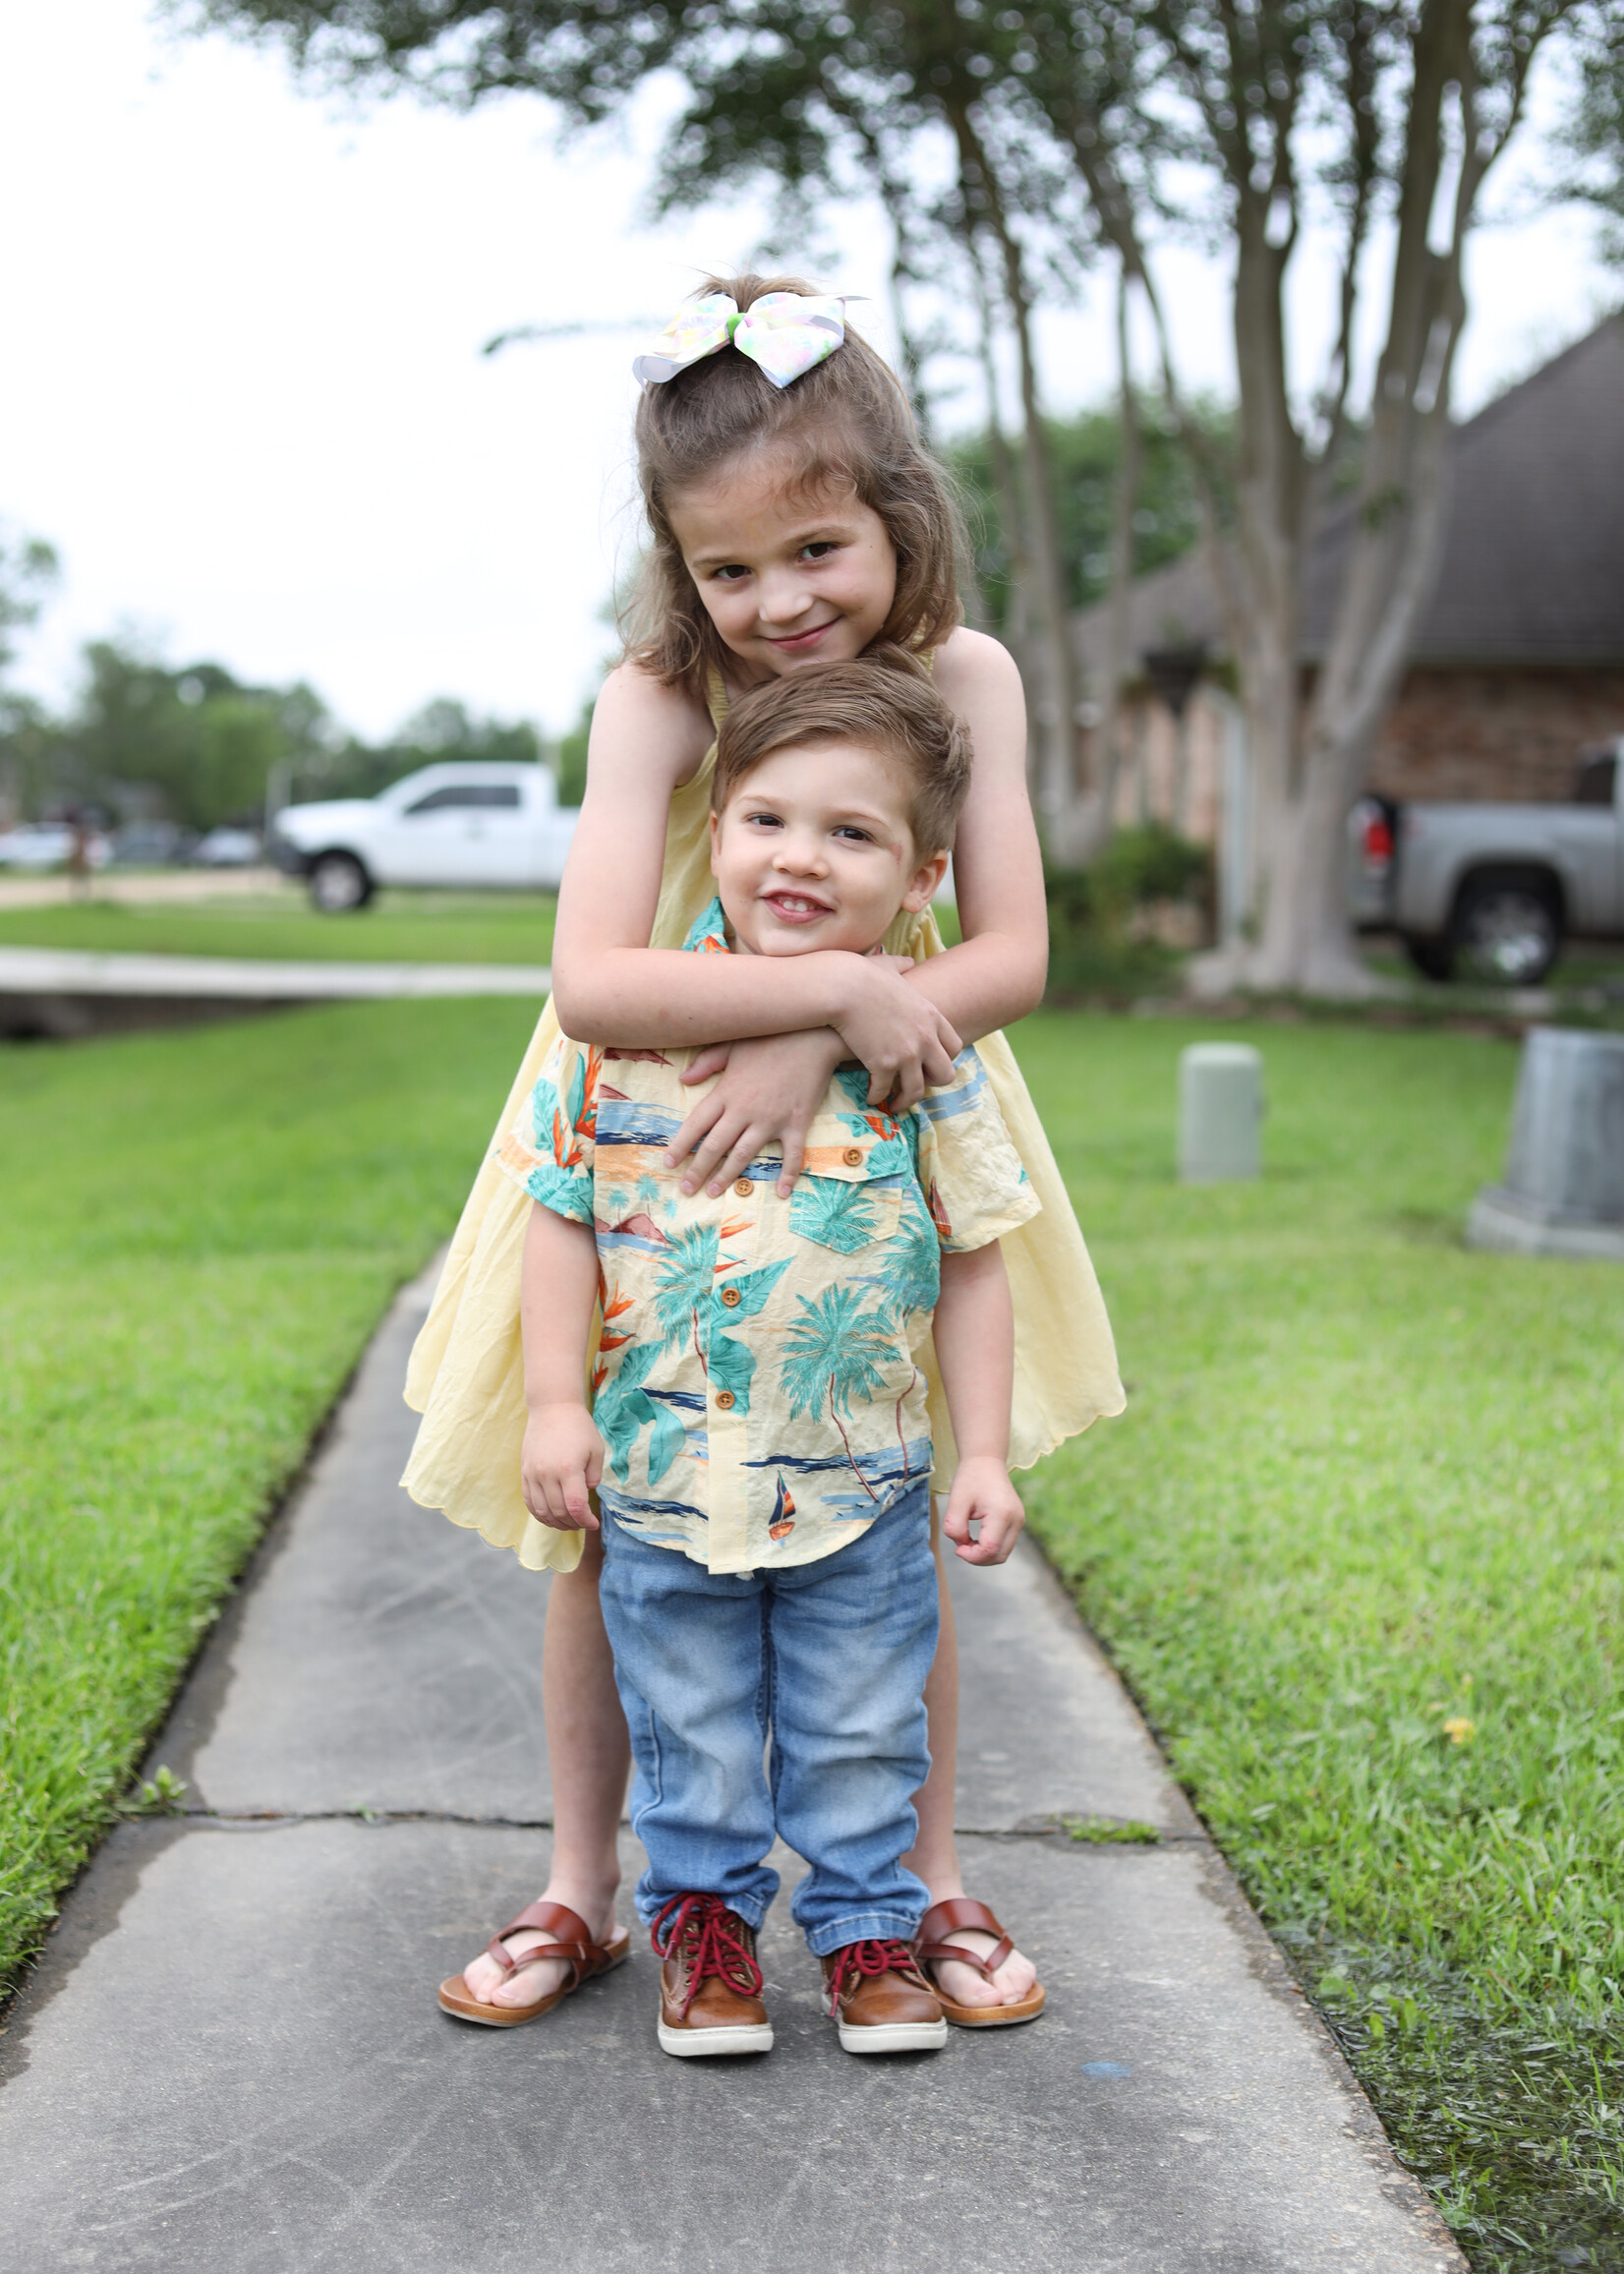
[667,449,899,685]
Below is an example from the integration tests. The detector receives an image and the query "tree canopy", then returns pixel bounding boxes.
[187,0,1624,984]
[0,636,549,833]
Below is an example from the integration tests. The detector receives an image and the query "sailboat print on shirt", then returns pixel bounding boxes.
[769,1474,796,1541]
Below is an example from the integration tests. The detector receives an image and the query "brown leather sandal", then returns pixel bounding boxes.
[914,1898,1046,2028]
[437,1899,631,2027]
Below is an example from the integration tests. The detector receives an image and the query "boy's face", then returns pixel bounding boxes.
[709,739,949,960]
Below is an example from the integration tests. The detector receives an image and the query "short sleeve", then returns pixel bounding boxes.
[494,1034,600,1227]
[912,1045,1041,1254]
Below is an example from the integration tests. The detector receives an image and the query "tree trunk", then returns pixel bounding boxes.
[950,105,1080,845]
[1086,261,1143,855]
[966,235,1032,657]
[1232,0,1478,995]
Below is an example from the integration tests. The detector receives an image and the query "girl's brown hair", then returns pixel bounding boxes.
[713,647,972,857]
[626,274,968,701]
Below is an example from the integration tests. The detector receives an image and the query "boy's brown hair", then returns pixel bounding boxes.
[712,649,972,857]
[627,273,969,702]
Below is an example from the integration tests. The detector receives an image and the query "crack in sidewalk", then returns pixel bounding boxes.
[146,1805,1209,1845]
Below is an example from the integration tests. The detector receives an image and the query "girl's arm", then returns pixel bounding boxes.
[909,627,1050,1036]
[549,661,960,1086]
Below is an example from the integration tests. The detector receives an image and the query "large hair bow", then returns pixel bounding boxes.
[633,290,845,391]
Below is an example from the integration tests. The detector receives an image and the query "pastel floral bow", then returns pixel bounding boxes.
[633,290,846,390]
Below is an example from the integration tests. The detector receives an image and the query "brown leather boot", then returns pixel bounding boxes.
[652,1894,773,2058]
[822,1939,947,2054]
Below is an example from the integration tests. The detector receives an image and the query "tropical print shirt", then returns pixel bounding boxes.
[497,900,1041,1574]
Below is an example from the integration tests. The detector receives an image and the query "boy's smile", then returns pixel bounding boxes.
[710,740,947,960]
[668,451,897,685]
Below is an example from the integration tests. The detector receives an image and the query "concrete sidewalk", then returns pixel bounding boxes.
[0,945,551,1001]
[0,947,551,1038]
[0,1272,1463,2273]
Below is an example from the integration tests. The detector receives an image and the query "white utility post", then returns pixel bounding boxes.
[1179,1042,1264,1182]
[1468,1025,1624,1258]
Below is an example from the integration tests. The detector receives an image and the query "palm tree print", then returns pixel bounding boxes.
[778,1284,898,1501]
[594,1340,686,1486]
[787,1176,882,1254]
[652,1226,722,1364]
[868,1195,939,1479]
[876,1195,941,1329]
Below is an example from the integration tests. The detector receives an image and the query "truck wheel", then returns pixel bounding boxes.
[310,851,374,913]
[1403,935,1455,982]
[1451,875,1562,986]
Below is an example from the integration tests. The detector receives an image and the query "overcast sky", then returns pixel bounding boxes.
[2,1,1614,741]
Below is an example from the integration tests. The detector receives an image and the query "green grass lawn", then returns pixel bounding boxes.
[1012,1013,1623,2272]
[0,890,556,964]
[0,997,541,1995]
[4,998,1619,2267]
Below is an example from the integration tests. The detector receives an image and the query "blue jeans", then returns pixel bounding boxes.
[598,1482,939,1956]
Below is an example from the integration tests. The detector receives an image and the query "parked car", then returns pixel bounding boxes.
[194,825,264,868]
[0,822,111,872]
[110,821,198,868]
[1351,737,1624,984]
[268,762,578,911]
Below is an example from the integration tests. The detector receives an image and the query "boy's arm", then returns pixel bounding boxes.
[931,1240,1025,1567]
[519,1201,606,1532]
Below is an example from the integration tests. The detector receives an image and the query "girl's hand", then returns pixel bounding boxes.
[835,955,962,1108]
[942,1456,1025,1566]
[521,1402,605,1531]
[667,1027,847,1198]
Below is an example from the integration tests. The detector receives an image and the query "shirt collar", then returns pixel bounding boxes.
[680,896,733,955]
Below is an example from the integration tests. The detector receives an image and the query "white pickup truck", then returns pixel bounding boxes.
[1352,737,1624,984]
[269,761,578,911]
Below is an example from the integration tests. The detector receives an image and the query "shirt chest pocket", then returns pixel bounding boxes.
[789,1121,906,1254]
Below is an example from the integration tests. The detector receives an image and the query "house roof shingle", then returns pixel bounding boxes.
[1073,313,1624,675]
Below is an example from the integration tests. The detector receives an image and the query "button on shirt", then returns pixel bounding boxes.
[497,899,1041,1574]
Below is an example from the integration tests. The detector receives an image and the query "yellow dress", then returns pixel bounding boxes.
[401,729,1125,1573]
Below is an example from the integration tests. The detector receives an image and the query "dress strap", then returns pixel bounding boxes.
[704,667,730,731]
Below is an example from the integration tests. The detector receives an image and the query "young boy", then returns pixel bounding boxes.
[499,656,1040,2058]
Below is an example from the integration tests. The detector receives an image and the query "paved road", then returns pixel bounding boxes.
[0,1269,1464,2273]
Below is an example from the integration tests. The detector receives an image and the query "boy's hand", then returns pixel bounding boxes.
[521,1402,605,1531]
[942,1456,1025,1566]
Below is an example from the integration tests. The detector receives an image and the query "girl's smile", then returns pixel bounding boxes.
[667,450,898,685]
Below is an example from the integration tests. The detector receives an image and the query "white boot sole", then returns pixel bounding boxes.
[836,2018,949,2054]
[658,2019,774,2058]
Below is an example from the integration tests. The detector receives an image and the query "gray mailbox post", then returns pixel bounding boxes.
[1468,1026,1624,1259]
[1179,1042,1263,1182]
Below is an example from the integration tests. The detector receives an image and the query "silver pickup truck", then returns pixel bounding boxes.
[1351,738,1624,984]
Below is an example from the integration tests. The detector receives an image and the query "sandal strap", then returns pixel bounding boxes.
[915,1898,1015,1982]
[485,1900,603,1984]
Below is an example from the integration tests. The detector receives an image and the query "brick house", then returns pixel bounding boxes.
[1073,312,1624,849]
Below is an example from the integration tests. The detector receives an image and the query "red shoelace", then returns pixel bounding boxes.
[650,1894,764,2019]
[824,1938,927,2016]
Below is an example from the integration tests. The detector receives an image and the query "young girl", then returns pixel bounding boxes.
[415,276,1124,2029]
